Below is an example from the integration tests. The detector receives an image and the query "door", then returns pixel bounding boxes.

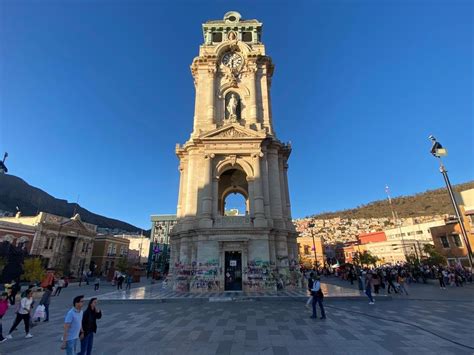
[224,251,242,291]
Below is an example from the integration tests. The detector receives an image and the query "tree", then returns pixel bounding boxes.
[359,251,379,267]
[22,258,45,283]
[116,257,129,273]
[422,244,447,266]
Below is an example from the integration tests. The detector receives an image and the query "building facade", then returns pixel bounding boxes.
[297,235,325,268]
[169,12,298,292]
[149,215,177,275]
[0,212,97,276]
[115,233,150,264]
[90,235,130,276]
[0,218,37,253]
[384,220,445,243]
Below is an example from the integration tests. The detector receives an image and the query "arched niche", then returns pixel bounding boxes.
[216,157,254,179]
[225,91,241,120]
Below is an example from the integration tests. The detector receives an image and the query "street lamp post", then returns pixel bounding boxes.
[429,135,473,268]
[308,223,318,270]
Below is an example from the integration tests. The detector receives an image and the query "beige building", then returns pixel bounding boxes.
[361,239,424,265]
[115,233,149,264]
[384,220,445,243]
[169,12,298,293]
[0,212,97,276]
[297,235,325,268]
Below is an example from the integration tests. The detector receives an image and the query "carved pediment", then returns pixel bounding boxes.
[201,124,264,140]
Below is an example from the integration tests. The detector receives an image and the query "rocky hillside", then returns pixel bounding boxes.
[0,174,140,232]
[310,181,474,220]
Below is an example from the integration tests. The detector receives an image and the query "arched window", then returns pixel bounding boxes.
[0,234,14,243]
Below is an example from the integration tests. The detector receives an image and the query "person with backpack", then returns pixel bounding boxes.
[310,275,326,319]
[79,298,102,355]
[6,289,34,339]
[0,292,9,343]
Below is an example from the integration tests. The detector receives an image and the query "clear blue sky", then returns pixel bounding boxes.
[1,0,473,229]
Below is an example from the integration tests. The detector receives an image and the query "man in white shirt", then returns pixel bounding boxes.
[310,275,326,320]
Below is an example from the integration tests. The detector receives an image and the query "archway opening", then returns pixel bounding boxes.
[218,168,249,216]
[224,192,247,216]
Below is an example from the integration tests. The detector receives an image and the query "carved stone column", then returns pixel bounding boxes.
[252,152,266,227]
[185,150,198,218]
[199,154,214,228]
[176,161,186,218]
[267,149,283,220]
[247,65,258,126]
[207,67,216,125]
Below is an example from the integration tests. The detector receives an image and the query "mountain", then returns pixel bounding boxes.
[0,174,141,232]
[309,181,474,220]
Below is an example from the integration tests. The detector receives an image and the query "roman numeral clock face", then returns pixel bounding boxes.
[222,52,243,69]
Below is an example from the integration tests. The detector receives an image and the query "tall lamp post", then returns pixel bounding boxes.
[308,222,318,270]
[429,135,473,268]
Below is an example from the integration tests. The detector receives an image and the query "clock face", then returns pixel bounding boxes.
[222,52,243,69]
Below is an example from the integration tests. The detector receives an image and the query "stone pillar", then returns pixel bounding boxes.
[206,68,215,125]
[278,155,288,225]
[261,153,272,223]
[199,154,214,228]
[247,66,258,126]
[267,149,283,220]
[283,161,293,222]
[247,177,255,218]
[176,161,186,218]
[252,152,266,227]
[212,177,219,218]
[185,151,197,218]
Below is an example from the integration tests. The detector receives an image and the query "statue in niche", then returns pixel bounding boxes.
[225,92,241,122]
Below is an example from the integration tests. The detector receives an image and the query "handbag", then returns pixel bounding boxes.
[33,305,45,319]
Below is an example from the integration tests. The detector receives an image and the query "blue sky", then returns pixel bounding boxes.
[1,0,472,229]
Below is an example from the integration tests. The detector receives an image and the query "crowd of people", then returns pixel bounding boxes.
[0,272,118,353]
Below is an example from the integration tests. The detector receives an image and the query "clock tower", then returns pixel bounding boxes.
[170,12,299,292]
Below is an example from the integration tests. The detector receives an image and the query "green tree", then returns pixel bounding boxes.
[422,244,447,266]
[116,257,129,273]
[22,258,45,283]
[359,251,379,267]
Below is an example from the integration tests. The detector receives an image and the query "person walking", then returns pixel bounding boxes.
[310,275,326,319]
[94,277,100,292]
[125,275,132,290]
[365,272,375,305]
[437,268,446,289]
[6,289,34,339]
[61,295,85,355]
[0,292,9,343]
[117,275,124,290]
[54,278,65,296]
[305,272,314,309]
[36,285,52,322]
[79,298,102,355]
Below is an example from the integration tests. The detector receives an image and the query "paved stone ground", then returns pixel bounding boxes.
[0,279,473,355]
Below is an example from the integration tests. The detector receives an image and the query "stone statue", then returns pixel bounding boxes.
[226,93,238,121]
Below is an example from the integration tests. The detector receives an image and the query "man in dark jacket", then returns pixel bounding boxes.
[36,285,52,322]
[79,298,102,355]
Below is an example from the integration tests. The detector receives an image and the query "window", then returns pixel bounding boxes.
[452,234,462,247]
[304,245,310,255]
[212,32,222,43]
[242,32,252,42]
[107,244,113,255]
[440,236,450,248]
[416,231,423,234]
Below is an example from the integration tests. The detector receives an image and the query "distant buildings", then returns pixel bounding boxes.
[0,212,97,277]
[115,233,149,264]
[90,234,130,276]
[149,215,177,275]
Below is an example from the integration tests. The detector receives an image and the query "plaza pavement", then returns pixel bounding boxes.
[0,278,473,355]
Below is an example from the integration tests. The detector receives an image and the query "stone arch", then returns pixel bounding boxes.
[0,234,14,243]
[16,236,29,246]
[218,84,250,99]
[217,168,249,216]
[216,157,254,179]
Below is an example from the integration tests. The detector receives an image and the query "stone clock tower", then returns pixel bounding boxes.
[169,11,299,293]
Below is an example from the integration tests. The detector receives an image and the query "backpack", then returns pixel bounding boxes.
[307,278,314,291]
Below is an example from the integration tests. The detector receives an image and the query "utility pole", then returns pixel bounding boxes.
[429,135,473,268]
